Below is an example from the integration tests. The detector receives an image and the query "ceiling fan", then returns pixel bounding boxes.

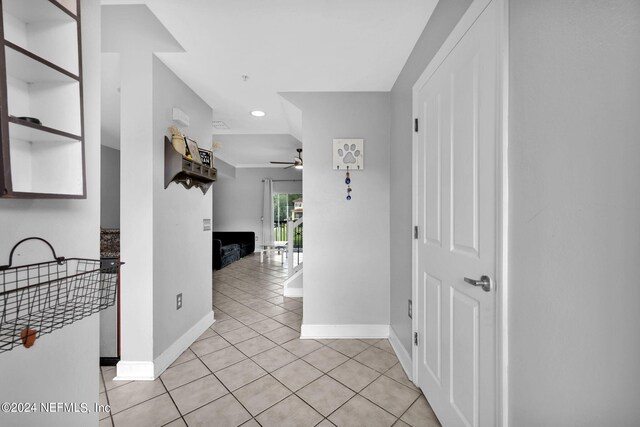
[271,148,303,170]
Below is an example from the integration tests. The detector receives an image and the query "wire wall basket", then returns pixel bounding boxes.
[0,237,123,353]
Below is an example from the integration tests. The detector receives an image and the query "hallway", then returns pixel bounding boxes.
[99,254,440,426]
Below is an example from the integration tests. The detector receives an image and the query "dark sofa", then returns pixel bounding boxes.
[213,231,255,270]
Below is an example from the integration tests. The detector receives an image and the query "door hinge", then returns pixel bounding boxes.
[414,226,419,239]
[414,118,419,133]
[414,332,418,346]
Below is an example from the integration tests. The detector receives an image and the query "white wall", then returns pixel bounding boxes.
[100,145,120,228]
[152,56,213,358]
[117,48,155,367]
[282,92,390,333]
[509,1,640,424]
[0,1,101,425]
[103,4,212,377]
[213,167,302,247]
[389,0,473,354]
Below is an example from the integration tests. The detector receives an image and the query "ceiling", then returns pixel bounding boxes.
[100,0,438,167]
[212,134,303,169]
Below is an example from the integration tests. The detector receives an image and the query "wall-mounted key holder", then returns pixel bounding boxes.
[334,139,363,201]
[333,139,364,170]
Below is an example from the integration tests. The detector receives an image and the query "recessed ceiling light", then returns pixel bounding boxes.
[250,110,266,118]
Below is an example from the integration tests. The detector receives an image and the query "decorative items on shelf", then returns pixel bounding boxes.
[168,127,200,162]
[16,116,41,125]
[164,136,216,195]
[198,148,212,167]
[184,137,203,163]
[168,126,186,156]
[168,126,211,166]
[210,141,222,166]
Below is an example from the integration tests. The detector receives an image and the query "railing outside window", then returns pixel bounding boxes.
[274,220,289,242]
[272,218,303,273]
[287,218,303,273]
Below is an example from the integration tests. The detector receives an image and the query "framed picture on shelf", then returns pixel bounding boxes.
[185,138,203,164]
[198,149,212,167]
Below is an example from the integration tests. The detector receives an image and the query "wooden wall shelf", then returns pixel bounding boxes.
[9,117,81,142]
[164,137,216,195]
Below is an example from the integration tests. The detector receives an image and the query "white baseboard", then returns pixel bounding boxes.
[301,324,389,339]
[115,361,155,381]
[283,287,303,298]
[283,269,303,297]
[153,311,214,377]
[389,326,413,382]
[115,311,214,381]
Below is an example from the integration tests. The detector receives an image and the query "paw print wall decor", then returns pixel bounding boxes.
[333,139,364,201]
[333,139,364,170]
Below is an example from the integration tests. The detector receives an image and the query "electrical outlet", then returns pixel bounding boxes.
[176,293,183,310]
[408,299,412,318]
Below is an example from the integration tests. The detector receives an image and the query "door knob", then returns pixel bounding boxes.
[463,275,493,292]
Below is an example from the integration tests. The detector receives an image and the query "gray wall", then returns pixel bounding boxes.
[509,1,640,424]
[100,145,120,228]
[212,167,302,246]
[214,158,236,179]
[283,92,391,329]
[0,1,101,425]
[389,0,473,353]
[152,56,214,358]
[105,4,185,367]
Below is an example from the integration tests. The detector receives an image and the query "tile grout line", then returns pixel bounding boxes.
[213,261,334,423]
[215,326,396,424]
[392,393,423,427]
[184,344,258,424]
[157,375,188,427]
[99,367,116,427]
[246,259,415,424]
[191,268,311,420]
[107,254,428,427]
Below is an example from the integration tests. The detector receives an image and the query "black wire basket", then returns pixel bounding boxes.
[0,237,123,353]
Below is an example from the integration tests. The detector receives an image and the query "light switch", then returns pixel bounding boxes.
[203,219,211,231]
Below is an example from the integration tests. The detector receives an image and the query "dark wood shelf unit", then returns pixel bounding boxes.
[5,41,80,82]
[49,0,79,20]
[0,0,84,199]
[164,136,216,195]
[3,0,78,22]
[9,117,82,141]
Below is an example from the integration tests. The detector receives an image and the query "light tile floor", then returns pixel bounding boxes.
[99,253,441,427]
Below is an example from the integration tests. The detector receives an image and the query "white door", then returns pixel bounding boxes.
[414,2,498,426]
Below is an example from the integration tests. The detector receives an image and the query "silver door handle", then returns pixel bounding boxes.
[464,275,493,292]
